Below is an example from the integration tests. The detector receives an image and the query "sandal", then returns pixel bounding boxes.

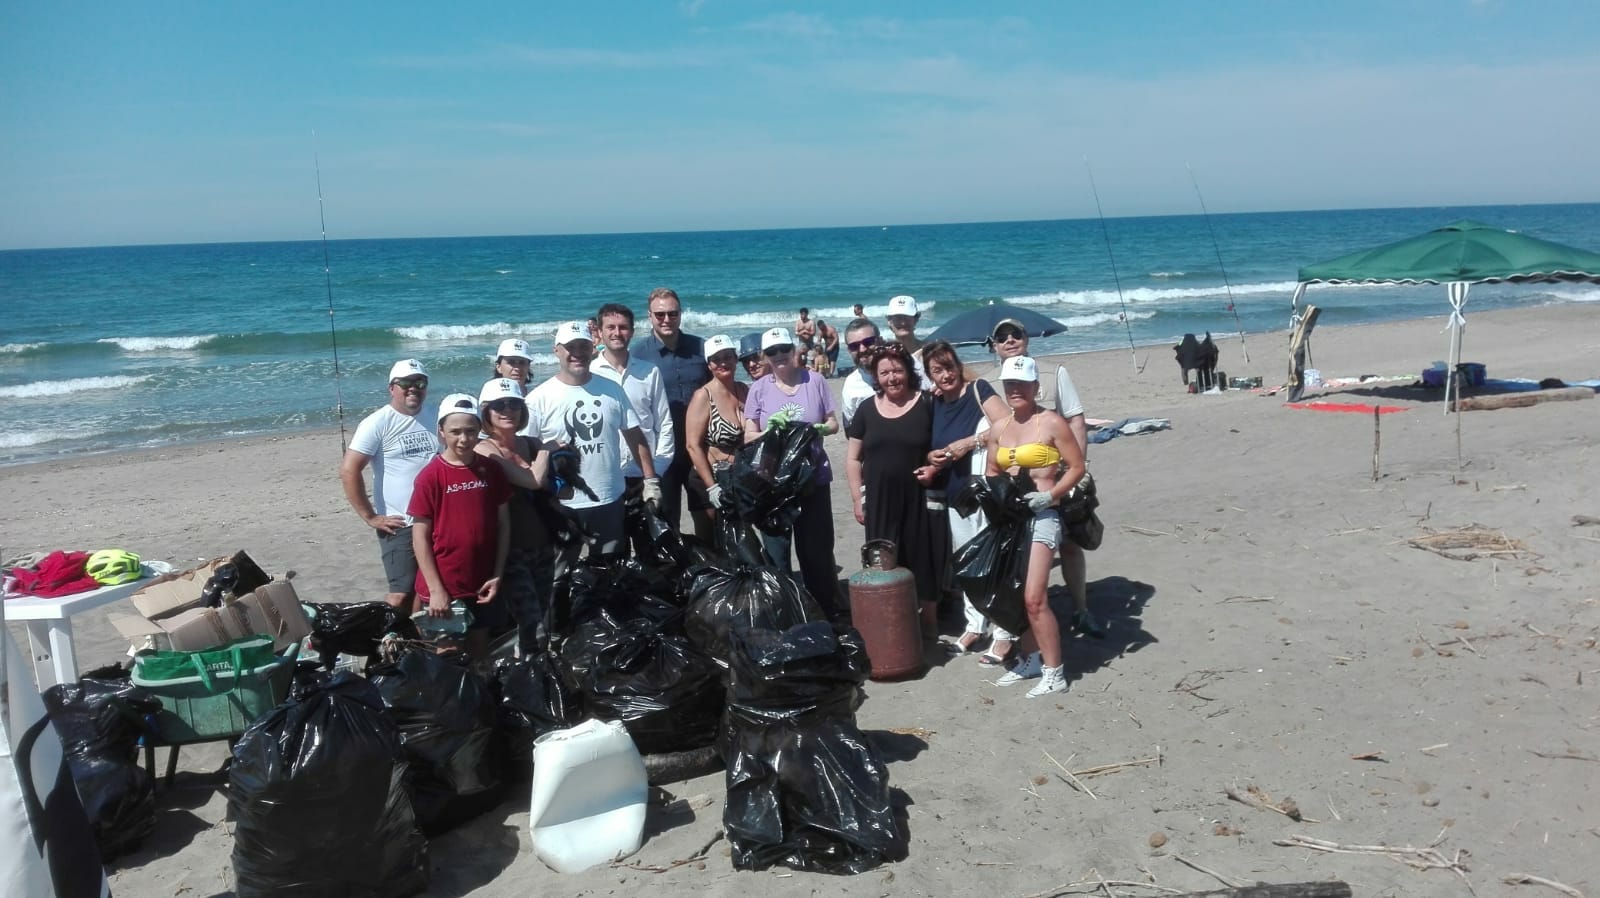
[942,632,984,656]
[977,638,1012,666]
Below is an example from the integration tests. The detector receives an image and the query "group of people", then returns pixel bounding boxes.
[340,289,1104,698]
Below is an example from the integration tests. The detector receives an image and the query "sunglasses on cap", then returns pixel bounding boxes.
[847,335,879,353]
[762,344,795,358]
[391,378,428,390]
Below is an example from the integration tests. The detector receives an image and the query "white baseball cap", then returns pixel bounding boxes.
[760,327,796,351]
[887,295,919,317]
[388,359,428,382]
[703,334,737,360]
[999,355,1039,383]
[496,338,532,360]
[436,393,481,425]
[479,378,525,405]
[553,321,592,347]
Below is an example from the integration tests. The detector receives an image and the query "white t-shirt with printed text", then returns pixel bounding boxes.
[524,375,641,508]
[347,404,440,524]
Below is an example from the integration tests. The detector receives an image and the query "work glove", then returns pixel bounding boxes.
[707,483,724,508]
[641,477,663,510]
[1025,491,1054,512]
[765,409,792,431]
[812,422,830,435]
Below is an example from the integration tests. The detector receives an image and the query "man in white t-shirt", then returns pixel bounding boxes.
[592,302,678,551]
[340,358,442,608]
[839,317,882,430]
[525,321,660,557]
[978,318,1103,639]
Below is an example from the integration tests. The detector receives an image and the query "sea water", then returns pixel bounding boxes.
[2,203,1597,465]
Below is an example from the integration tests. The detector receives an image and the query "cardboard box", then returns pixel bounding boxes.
[130,551,272,620]
[232,581,313,650]
[110,606,254,653]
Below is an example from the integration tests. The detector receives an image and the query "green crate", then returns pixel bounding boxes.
[132,645,298,744]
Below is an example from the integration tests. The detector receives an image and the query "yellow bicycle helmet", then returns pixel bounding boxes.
[85,548,142,585]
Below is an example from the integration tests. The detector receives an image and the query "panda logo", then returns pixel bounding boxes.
[564,398,604,444]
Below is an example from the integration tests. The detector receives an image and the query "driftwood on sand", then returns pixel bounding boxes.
[1456,387,1594,411]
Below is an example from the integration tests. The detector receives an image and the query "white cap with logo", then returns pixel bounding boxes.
[496,338,532,360]
[553,321,592,346]
[761,327,796,351]
[999,355,1039,383]
[703,334,737,360]
[887,295,919,317]
[388,359,428,382]
[479,378,525,405]
[436,393,481,425]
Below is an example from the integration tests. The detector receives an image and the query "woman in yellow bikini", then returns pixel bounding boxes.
[983,356,1087,697]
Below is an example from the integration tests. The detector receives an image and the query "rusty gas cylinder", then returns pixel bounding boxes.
[847,539,924,680]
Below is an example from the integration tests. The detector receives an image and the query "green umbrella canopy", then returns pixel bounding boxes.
[1298,220,1600,285]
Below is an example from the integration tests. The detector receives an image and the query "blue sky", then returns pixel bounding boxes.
[3,1,1597,248]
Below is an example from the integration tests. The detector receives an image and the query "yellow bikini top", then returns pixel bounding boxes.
[996,442,1061,469]
[995,416,1062,469]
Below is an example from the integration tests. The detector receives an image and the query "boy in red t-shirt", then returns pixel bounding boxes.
[408,393,512,661]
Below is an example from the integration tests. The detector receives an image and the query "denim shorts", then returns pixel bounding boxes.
[1030,509,1061,551]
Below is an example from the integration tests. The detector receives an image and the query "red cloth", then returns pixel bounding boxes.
[1287,401,1409,415]
[10,550,104,597]
[406,454,510,600]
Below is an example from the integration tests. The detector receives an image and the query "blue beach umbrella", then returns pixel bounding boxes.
[926,301,1069,348]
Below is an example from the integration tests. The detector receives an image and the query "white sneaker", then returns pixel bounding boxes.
[1026,664,1069,698]
[995,651,1042,686]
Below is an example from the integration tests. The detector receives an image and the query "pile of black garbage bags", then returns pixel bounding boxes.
[55,424,902,893]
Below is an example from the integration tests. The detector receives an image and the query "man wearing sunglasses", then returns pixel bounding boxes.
[839,317,882,429]
[340,358,443,610]
[981,318,1105,640]
[637,287,714,540]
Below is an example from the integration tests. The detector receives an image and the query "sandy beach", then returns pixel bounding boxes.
[5,305,1598,897]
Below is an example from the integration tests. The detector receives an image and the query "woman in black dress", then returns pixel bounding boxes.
[844,343,947,632]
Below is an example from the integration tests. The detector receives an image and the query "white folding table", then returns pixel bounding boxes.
[4,577,152,690]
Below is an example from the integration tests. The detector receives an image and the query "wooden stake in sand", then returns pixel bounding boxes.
[1371,406,1381,482]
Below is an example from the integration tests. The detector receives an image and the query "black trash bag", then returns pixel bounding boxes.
[308,601,420,671]
[368,646,503,835]
[950,474,1034,637]
[720,622,906,874]
[685,565,825,667]
[713,508,769,568]
[559,588,722,755]
[492,651,582,780]
[726,424,820,536]
[229,673,428,898]
[43,674,161,860]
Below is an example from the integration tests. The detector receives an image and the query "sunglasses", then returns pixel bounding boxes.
[651,309,682,320]
[483,398,524,415]
[847,335,879,353]
[763,344,794,358]
[708,351,737,366]
[391,378,428,391]
[994,329,1025,343]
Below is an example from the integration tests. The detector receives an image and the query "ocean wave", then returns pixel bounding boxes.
[1057,310,1159,329]
[685,301,936,332]
[0,342,46,355]
[0,374,151,399]
[1543,285,1600,303]
[1148,271,1187,279]
[393,321,564,341]
[98,334,218,352]
[1005,281,1299,307]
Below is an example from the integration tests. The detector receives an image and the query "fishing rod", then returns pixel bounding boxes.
[1084,158,1142,373]
[314,132,349,451]
[1186,163,1250,363]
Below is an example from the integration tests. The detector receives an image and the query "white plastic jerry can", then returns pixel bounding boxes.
[528,719,648,873]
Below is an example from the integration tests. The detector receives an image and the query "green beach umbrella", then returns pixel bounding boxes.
[1288,221,1600,406]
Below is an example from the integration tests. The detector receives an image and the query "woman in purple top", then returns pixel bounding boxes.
[742,327,841,615]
